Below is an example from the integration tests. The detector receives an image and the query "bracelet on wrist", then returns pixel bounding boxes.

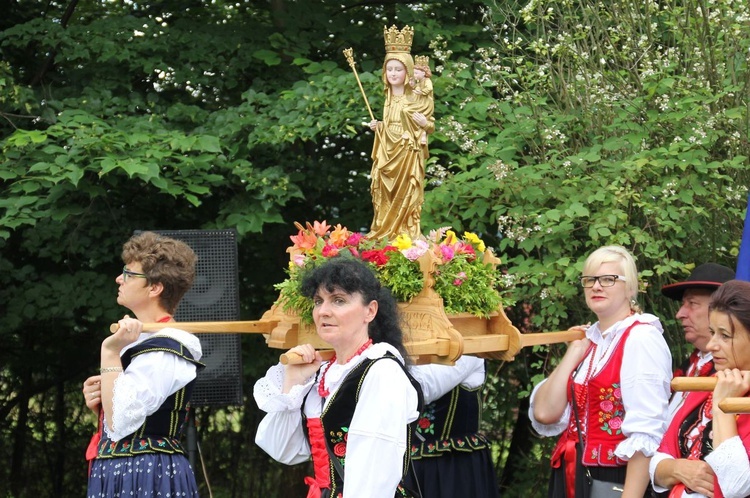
[99,366,123,374]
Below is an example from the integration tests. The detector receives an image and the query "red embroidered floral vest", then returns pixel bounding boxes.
[551,322,640,469]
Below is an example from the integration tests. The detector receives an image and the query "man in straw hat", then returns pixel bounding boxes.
[661,262,735,418]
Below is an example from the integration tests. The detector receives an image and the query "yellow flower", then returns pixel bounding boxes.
[443,230,457,245]
[463,231,486,252]
[394,233,413,250]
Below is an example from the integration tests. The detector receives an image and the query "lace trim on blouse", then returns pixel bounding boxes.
[705,435,750,498]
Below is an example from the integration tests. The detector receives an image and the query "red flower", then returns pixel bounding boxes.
[361,249,389,266]
[321,243,340,257]
[455,242,477,260]
[418,418,431,429]
[333,442,347,457]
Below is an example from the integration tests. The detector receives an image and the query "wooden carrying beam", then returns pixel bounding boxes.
[719,398,750,414]
[112,319,584,365]
[278,330,582,365]
[109,320,278,334]
[671,376,750,413]
[671,377,716,392]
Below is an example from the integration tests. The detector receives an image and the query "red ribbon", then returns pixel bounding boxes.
[305,418,331,498]
[85,409,104,476]
[563,439,578,498]
[669,483,687,498]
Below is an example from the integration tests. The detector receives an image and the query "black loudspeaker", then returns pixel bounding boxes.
[147,229,243,406]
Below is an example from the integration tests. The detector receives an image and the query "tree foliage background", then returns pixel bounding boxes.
[1,0,749,496]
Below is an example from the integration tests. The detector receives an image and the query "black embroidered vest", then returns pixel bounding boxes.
[302,353,423,498]
[96,336,204,459]
[410,383,490,459]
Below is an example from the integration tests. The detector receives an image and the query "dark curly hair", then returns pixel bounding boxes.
[709,279,750,340]
[300,257,409,361]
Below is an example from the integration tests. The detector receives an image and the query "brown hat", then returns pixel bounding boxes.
[661,263,736,300]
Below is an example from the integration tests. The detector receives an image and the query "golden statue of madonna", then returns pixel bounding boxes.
[366,25,435,241]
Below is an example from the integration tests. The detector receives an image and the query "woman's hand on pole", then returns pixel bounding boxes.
[282,344,324,393]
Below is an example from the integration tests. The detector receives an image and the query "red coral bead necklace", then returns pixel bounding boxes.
[318,338,373,398]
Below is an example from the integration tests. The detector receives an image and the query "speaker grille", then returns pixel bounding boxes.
[145,229,243,406]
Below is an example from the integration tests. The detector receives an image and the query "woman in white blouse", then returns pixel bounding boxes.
[82,232,203,497]
[529,245,672,498]
[650,279,750,498]
[254,258,421,498]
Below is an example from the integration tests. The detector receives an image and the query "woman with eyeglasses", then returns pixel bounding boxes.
[650,279,750,498]
[528,245,672,498]
[82,231,203,497]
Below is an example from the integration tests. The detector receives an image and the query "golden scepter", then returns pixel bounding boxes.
[343,48,375,122]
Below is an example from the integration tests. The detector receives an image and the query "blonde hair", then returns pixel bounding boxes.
[583,245,639,303]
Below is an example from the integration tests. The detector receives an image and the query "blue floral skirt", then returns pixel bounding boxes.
[87,453,199,497]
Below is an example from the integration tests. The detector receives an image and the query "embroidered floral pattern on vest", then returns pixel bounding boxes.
[329,427,349,462]
[597,383,624,435]
[415,403,436,436]
[410,384,490,459]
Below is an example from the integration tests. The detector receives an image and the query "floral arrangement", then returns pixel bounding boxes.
[274,221,507,322]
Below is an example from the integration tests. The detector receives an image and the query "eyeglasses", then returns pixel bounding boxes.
[122,266,148,282]
[580,274,626,288]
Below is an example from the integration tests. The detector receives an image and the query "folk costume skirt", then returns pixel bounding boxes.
[87,453,199,497]
[407,446,499,498]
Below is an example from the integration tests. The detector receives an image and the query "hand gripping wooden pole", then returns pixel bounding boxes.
[343,48,375,122]
[671,376,750,413]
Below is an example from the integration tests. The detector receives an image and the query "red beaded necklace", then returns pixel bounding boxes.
[575,331,620,412]
[318,338,374,398]
[685,392,713,460]
[575,343,598,413]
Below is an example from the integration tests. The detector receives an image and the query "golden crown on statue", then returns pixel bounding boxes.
[384,25,414,53]
[414,55,430,68]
